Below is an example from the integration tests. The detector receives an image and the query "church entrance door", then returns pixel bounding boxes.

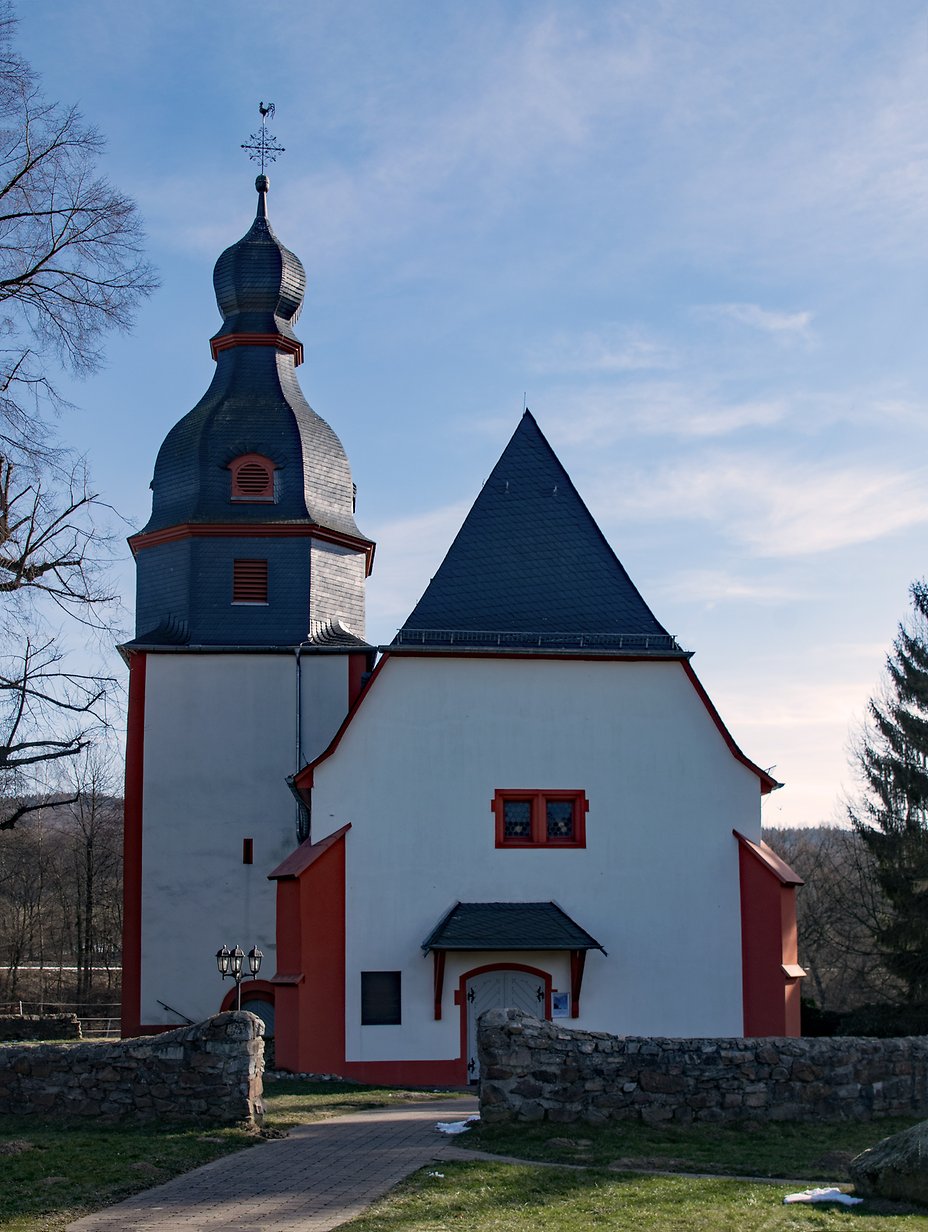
[464,965,550,1080]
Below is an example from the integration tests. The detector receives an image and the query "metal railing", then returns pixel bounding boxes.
[394,628,684,652]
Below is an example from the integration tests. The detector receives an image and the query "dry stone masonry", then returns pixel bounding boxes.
[0,1011,264,1124]
[0,1014,81,1041]
[478,1009,928,1124]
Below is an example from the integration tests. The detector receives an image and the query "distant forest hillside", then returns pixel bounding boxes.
[764,825,896,1015]
[0,790,122,1012]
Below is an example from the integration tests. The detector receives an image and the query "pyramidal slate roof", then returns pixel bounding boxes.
[395,411,684,655]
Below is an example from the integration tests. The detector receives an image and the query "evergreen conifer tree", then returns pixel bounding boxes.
[852,580,928,1002]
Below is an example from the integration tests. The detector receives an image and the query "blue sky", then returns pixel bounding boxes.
[15,2,928,828]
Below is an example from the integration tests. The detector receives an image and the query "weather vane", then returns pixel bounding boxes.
[241,102,285,174]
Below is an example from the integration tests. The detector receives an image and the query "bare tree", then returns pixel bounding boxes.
[0,765,122,1008]
[0,4,155,824]
[0,455,114,615]
[54,748,121,1003]
[0,2,156,459]
[765,825,897,1013]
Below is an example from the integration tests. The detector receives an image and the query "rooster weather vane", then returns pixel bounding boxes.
[241,102,285,174]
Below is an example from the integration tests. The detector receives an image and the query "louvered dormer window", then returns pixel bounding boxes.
[229,454,276,502]
[233,558,268,604]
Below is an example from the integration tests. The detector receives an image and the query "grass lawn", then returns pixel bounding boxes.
[262,1077,468,1126]
[0,1079,923,1231]
[0,1080,459,1231]
[467,1114,923,1181]
[0,1120,255,1232]
[342,1159,928,1232]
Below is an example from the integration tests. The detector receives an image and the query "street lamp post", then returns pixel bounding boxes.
[216,944,263,1010]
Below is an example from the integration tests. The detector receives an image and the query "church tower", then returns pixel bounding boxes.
[121,172,375,1036]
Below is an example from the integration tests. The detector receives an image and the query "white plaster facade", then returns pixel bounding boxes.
[138,651,352,1025]
[310,653,763,1064]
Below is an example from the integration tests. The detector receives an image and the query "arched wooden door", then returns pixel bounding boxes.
[463,964,551,1080]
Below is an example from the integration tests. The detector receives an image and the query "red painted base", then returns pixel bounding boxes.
[294,1058,468,1086]
[344,1058,468,1086]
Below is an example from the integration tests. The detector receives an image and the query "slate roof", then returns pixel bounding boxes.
[307,618,372,648]
[142,178,369,546]
[211,174,305,349]
[421,901,605,953]
[395,411,683,654]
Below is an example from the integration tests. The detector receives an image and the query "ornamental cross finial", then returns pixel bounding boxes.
[241,102,285,174]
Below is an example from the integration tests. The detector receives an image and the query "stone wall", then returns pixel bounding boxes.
[0,1011,264,1124]
[478,1009,928,1125]
[0,1014,81,1042]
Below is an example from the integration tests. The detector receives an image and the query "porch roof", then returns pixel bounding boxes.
[421,901,605,954]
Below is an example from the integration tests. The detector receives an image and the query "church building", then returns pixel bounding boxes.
[121,171,804,1083]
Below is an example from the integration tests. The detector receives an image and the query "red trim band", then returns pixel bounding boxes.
[128,521,376,577]
[210,332,304,365]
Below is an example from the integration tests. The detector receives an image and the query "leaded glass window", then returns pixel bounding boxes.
[503,799,532,840]
[492,790,588,848]
[546,798,575,841]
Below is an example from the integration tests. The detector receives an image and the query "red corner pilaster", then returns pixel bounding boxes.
[735,831,804,1037]
[270,826,349,1074]
[121,651,146,1039]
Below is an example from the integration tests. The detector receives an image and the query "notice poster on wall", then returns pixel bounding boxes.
[551,992,569,1018]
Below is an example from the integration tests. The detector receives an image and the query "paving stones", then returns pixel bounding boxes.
[66,1096,478,1232]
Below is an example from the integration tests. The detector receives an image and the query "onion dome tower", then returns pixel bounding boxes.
[127,172,374,648]
[121,134,375,1040]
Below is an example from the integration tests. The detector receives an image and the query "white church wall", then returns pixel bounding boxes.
[299,652,354,764]
[139,651,349,1025]
[313,654,763,1062]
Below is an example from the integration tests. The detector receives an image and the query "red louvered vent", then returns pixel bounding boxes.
[233,558,268,604]
[230,453,275,501]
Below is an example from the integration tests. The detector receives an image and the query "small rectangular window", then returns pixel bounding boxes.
[233,558,268,604]
[546,799,575,842]
[361,971,401,1025]
[492,790,587,849]
[503,798,532,840]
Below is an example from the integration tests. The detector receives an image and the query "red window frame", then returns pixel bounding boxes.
[229,453,276,502]
[492,789,588,849]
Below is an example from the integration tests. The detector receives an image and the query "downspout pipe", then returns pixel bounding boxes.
[294,643,310,842]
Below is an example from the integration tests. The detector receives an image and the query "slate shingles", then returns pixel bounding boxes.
[422,901,604,952]
[397,411,683,654]
[132,183,372,648]
[143,182,366,543]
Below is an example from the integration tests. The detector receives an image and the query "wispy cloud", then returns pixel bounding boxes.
[540,382,788,443]
[593,454,928,558]
[655,568,798,607]
[529,327,676,375]
[695,302,814,341]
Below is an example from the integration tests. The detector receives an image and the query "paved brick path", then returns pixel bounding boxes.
[66,1097,479,1232]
